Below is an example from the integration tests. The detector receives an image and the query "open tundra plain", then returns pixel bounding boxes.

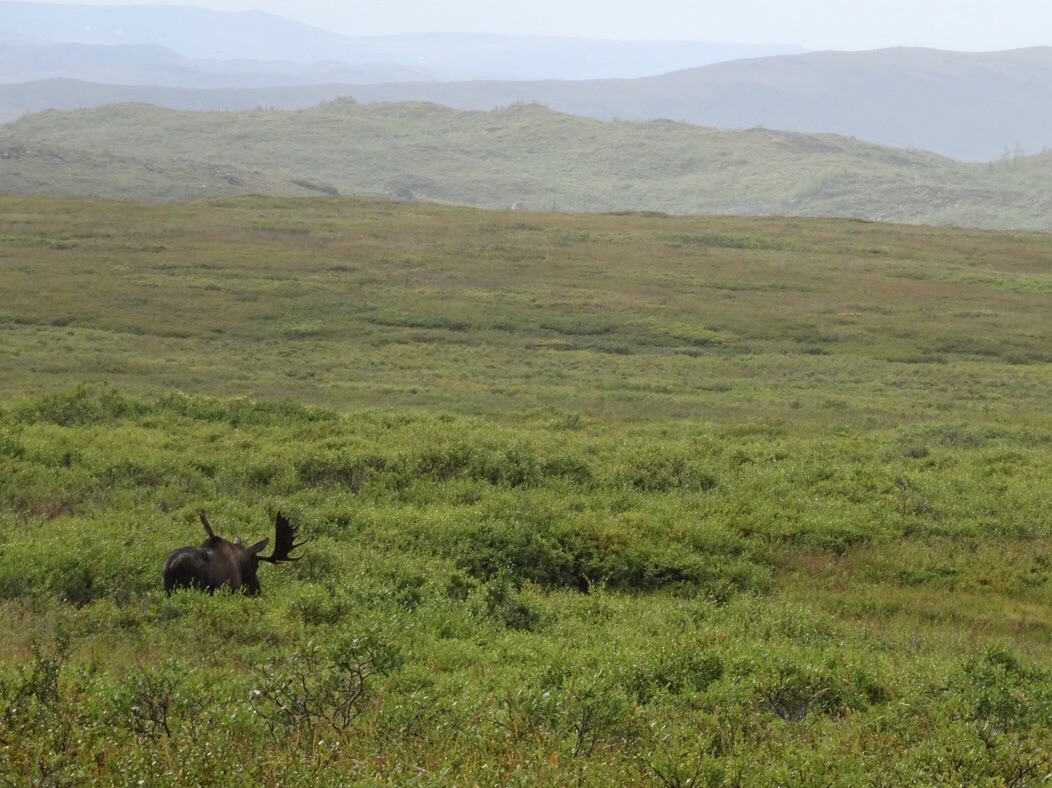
[0,194,1050,783]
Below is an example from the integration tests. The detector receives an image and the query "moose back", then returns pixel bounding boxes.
[163,510,307,595]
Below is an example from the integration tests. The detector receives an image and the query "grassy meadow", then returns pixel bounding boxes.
[1,193,1051,784]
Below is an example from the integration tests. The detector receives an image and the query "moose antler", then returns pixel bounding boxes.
[259,512,309,564]
[198,509,216,538]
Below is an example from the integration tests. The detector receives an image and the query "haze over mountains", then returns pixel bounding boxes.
[0,2,801,80]
[2,2,1052,232]
[314,48,1052,162]
[3,2,1052,163]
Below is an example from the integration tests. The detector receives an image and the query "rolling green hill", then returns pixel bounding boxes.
[3,100,1051,231]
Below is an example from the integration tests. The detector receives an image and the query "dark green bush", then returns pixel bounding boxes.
[743,652,891,722]
[294,451,393,491]
[622,445,718,493]
[481,572,542,631]
[417,442,593,489]
[155,391,336,426]
[956,644,1052,731]
[11,384,148,427]
[0,432,26,459]
[624,646,725,703]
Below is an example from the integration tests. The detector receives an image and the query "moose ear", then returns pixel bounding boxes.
[247,538,269,555]
[233,536,243,546]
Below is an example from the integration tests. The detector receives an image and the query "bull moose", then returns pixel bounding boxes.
[163,510,307,595]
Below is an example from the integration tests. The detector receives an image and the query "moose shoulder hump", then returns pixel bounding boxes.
[162,510,308,596]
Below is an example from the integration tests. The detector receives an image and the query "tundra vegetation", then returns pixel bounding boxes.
[0,194,1050,784]
[3,101,1052,231]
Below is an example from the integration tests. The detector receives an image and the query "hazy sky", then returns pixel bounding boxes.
[16,0,1052,50]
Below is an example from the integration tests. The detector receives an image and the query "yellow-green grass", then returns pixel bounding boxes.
[2,194,1049,424]
[0,194,1050,783]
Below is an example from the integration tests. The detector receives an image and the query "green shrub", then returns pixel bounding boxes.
[621,445,718,493]
[0,431,26,459]
[11,384,148,427]
[623,645,724,703]
[251,629,400,738]
[955,643,1052,731]
[480,572,542,631]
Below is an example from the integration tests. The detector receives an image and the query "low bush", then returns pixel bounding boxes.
[0,386,1049,783]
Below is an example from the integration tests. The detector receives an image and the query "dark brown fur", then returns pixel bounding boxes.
[163,510,307,595]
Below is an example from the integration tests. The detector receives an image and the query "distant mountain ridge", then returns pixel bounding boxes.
[0,42,440,87]
[1,3,1051,163]
[0,3,388,63]
[0,2,801,79]
[3,46,1051,161]
[322,47,1052,162]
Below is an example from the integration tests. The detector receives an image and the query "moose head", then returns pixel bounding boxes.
[163,510,307,595]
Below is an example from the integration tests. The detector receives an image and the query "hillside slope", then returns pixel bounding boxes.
[3,46,1051,161]
[2,100,1050,231]
[327,47,1052,162]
